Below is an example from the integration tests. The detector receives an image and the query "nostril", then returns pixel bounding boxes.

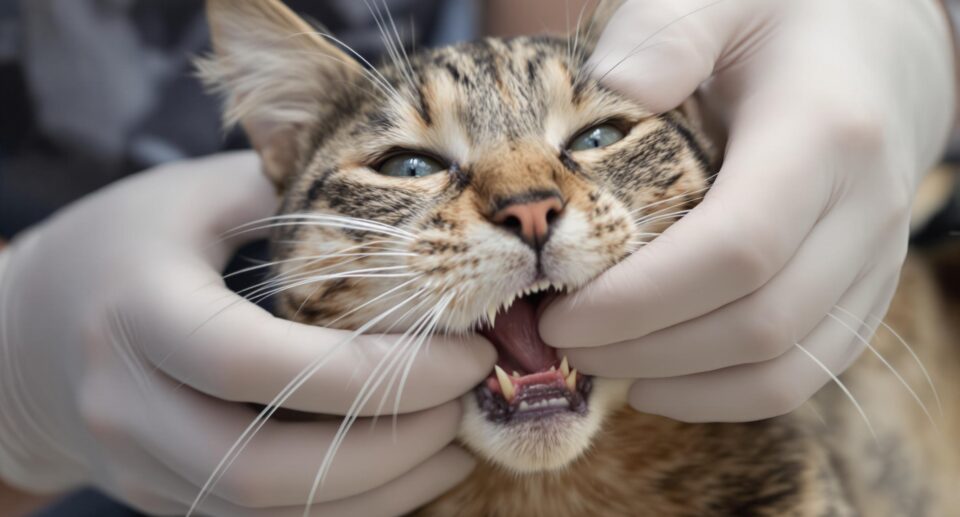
[502,215,522,231]
[546,207,560,225]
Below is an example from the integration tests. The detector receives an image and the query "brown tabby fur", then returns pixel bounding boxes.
[201,1,960,515]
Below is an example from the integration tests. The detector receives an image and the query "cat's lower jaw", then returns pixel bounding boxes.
[459,377,632,473]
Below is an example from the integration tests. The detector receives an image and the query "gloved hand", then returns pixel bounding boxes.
[541,0,956,422]
[0,152,496,516]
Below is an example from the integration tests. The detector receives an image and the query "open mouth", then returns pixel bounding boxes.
[473,283,593,424]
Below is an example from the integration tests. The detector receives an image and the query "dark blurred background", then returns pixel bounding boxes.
[0,0,480,239]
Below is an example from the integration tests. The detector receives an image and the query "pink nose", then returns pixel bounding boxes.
[491,196,564,250]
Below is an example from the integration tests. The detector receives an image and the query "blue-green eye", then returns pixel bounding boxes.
[377,154,446,178]
[568,124,626,151]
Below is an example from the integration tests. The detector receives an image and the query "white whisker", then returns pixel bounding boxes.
[863,312,944,419]
[793,343,876,442]
[304,290,453,517]
[826,311,940,433]
[595,0,728,85]
[834,305,944,419]
[186,288,427,516]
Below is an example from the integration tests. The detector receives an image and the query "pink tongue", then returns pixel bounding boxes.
[480,297,558,373]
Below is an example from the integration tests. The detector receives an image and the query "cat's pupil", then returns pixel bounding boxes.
[585,131,603,148]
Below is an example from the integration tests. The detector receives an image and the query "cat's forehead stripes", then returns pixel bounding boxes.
[379,38,598,156]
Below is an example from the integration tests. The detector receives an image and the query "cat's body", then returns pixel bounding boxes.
[200,1,960,515]
[420,252,960,516]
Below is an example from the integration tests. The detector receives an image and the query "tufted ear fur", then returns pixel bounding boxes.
[198,0,364,187]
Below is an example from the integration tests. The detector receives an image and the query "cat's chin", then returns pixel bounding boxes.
[459,377,632,472]
[454,282,632,472]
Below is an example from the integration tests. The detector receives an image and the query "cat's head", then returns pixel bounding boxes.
[201,0,715,473]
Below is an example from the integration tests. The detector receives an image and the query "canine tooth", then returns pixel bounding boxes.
[565,369,578,391]
[487,308,498,324]
[559,356,570,377]
[495,365,516,402]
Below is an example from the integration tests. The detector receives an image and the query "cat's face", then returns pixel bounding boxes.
[203,0,713,473]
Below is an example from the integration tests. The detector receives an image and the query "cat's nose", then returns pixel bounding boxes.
[490,194,564,251]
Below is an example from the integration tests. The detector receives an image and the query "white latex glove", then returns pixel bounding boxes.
[540,0,956,422]
[0,152,496,516]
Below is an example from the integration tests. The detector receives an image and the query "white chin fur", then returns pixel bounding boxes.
[458,378,632,473]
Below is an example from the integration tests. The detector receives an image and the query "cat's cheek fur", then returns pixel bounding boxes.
[410,221,538,331]
[541,197,635,288]
[458,378,633,473]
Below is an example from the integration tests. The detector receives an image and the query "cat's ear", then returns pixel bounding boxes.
[198,0,364,187]
[579,0,626,50]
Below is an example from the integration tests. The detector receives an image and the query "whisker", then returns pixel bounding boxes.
[595,0,729,85]
[628,185,711,216]
[368,295,448,427]
[244,268,417,308]
[323,276,424,329]
[225,213,417,238]
[379,0,418,95]
[390,293,453,420]
[803,401,828,428]
[239,263,410,304]
[282,31,402,102]
[225,252,413,296]
[304,292,454,517]
[223,241,414,280]
[363,0,418,103]
[826,311,940,433]
[833,305,944,420]
[859,311,945,419]
[633,209,692,227]
[186,288,428,515]
[794,343,877,442]
[222,219,415,242]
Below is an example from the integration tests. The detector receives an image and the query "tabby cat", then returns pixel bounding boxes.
[200,0,960,515]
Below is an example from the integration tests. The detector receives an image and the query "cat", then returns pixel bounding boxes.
[199,0,960,515]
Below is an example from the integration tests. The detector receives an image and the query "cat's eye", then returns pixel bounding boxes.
[377,153,446,178]
[568,124,626,152]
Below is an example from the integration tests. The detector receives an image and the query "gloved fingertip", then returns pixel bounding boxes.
[435,445,479,477]
[424,333,498,369]
[537,295,586,349]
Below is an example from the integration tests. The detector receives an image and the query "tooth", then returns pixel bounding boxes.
[565,369,578,391]
[549,366,556,372]
[512,371,521,378]
[495,365,516,402]
[487,308,497,326]
[559,356,570,377]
